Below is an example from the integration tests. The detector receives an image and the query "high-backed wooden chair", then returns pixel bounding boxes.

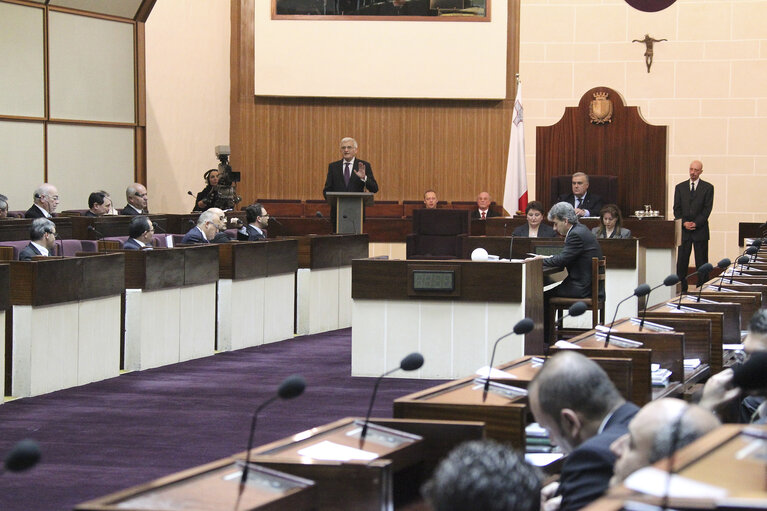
[406,209,471,260]
[549,257,606,341]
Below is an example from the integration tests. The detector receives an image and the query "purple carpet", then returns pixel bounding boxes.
[0,328,444,511]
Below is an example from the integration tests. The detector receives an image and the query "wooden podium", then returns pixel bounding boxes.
[74,457,317,511]
[325,192,374,234]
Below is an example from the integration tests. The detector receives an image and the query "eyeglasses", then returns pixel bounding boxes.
[135,193,148,198]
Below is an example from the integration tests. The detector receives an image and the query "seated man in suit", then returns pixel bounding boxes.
[471,191,500,220]
[323,137,379,230]
[181,208,224,244]
[121,183,148,215]
[421,440,542,511]
[25,183,59,219]
[85,192,112,217]
[237,203,269,241]
[528,351,639,511]
[123,216,154,250]
[20,218,57,260]
[512,201,556,238]
[557,172,603,218]
[535,202,604,343]
[610,398,720,487]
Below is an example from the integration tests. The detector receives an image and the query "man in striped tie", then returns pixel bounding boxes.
[557,172,604,218]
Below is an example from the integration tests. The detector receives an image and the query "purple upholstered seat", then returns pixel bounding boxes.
[0,240,33,260]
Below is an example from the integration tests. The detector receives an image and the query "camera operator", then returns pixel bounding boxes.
[193,169,220,212]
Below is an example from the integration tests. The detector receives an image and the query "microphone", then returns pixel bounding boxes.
[733,254,751,282]
[746,245,759,266]
[693,263,715,302]
[152,221,166,233]
[236,375,306,510]
[675,262,713,307]
[639,274,679,330]
[483,318,536,401]
[604,284,651,347]
[316,211,331,223]
[268,216,282,226]
[712,258,732,291]
[187,190,195,198]
[360,353,424,446]
[3,439,40,474]
[87,224,104,239]
[732,351,767,391]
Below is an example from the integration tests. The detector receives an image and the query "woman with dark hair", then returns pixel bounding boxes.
[512,201,556,237]
[193,169,220,212]
[592,204,631,239]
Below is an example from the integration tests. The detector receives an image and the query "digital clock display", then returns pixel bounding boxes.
[412,270,455,292]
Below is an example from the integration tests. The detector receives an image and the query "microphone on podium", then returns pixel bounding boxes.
[87,224,104,239]
[236,375,306,510]
[638,274,679,330]
[734,255,751,281]
[604,284,651,348]
[152,221,167,233]
[360,353,424,446]
[674,262,713,308]
[2,439,40,474]
[705,258,731,294]
[482,317,537,402]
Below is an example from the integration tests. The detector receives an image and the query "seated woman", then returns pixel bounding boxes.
[512,201,556,237]
[592,204,631,239]
[193,169,220,212]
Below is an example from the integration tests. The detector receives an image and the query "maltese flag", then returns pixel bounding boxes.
[503,83,528,215]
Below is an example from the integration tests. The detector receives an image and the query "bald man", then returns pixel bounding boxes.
[25,183,59,218]
[471,191,499,219]
[610,398,720,486]
[673,160,714,292]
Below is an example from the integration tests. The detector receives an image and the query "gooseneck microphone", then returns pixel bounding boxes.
[482,318,536,402]
[604,284,651,347]
[360,353,424,446]
[675,263,713,308]
[707,258,731,293]
[2,439,40,474]
[236,375,306,511]
[187,190,195,198]
[639,274,679,330]
[87,224,104,239]
[733,255,751,282]
[152,222,166,233]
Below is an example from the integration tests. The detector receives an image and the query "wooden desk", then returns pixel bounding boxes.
[216,240,298,350]
[294,234,369,335]
[75,457,316,511]
[69,215,169,240]
[351,258,544,378]
[0,217,73,241]
[8,254,125,397]
[248,417,483,511]
[649,299,742,344]
[124,246,219,371]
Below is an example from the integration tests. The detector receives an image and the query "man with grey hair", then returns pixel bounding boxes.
[181,208,225,244]
[610,398,720,486]
[121,183,148,215]
[421,440,542,511]
[25,183,59,218]
[533,202,603,343]
[323,137,379,231]
[19,218,57,260]
[0,194,8,218]
[556,172,603,218]
[528,351,638,511]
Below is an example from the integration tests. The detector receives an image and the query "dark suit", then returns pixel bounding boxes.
[180,226,209,244]
[323,158,378,230]
[512,223,557,238]
[470,209,500,220]
[237,224,266,241]
[592,227,631,239]
[673,179,714,292]
[543,222,603,298]
[24,205,47,219]
[84,211,98,217]
[122,237,147,250]
[557,402,639,511]
[121,204,142,216]
[19,243,44,261]
[557,192,604,218]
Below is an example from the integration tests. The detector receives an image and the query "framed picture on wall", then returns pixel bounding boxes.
[273,0,489,20]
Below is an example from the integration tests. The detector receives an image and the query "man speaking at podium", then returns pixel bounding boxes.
[323,137,378,231]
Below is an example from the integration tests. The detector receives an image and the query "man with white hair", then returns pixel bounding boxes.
[181,208,225,244]
[323,137,379,231]
[25,183,59,218]
[121,183,148,215]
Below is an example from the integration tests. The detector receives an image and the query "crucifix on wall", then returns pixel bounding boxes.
[632,34,667,73]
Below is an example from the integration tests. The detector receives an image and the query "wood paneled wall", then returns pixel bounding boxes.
[230,0,520,206]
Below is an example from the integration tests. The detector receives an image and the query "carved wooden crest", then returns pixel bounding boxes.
[589,92,613,124]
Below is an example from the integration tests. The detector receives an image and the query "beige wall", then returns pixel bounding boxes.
[145,0,230,214]
[520,0,767,262]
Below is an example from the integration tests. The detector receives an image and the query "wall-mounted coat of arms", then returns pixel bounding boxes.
[589,91,613,124]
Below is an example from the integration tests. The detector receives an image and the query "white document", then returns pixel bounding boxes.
[475,366,517,379]
[553,340,582,349]
[525,452,564,466]
[623,466,728,500]
[297,440,378,462]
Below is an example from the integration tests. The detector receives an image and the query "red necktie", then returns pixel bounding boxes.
[481,210,486,219]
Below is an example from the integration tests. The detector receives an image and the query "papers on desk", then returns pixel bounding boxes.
[684,358,701,370]
[475,366,517,380]
[296,440,378,462]
[624,466,728,500]
[724,343,744,351]
[553,340,582,349]
[651,365,672,386]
